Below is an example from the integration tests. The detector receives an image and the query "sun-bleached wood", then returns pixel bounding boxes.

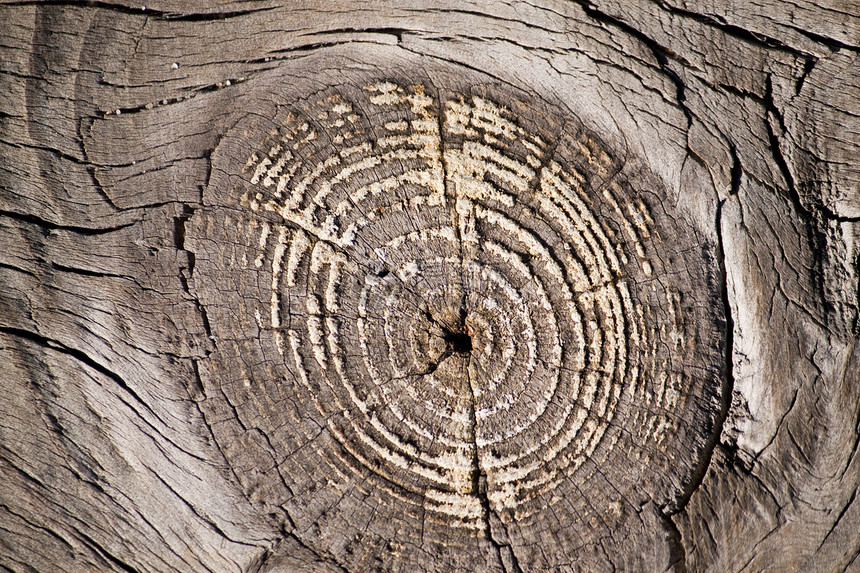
[1,1,857,572]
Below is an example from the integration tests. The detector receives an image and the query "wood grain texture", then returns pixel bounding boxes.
[1,1,858,572]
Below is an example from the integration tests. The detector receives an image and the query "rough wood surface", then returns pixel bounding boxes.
[1,1,858,572]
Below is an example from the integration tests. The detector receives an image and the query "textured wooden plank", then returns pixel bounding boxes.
[1,0,858,571]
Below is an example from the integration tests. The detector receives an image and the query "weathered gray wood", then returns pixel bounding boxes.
[1,1,858,572]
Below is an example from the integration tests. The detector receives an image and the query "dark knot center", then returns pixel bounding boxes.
[443,328,472,354]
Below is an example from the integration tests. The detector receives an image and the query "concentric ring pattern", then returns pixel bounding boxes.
[192,77,724,570]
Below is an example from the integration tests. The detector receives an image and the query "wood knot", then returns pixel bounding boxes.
[190,71,726,571]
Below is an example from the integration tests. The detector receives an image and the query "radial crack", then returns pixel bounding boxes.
[466,350,523,573]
